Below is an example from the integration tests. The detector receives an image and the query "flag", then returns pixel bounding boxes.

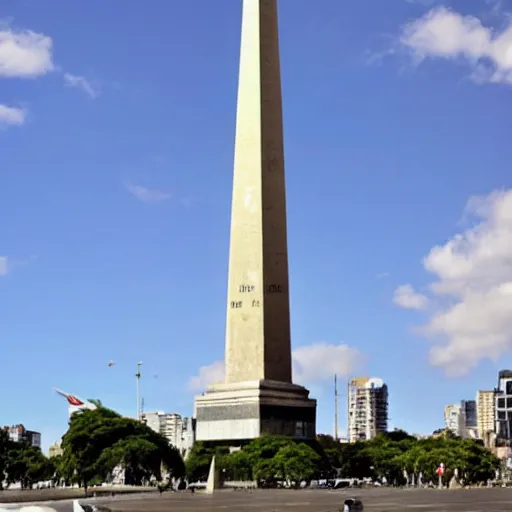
[54,388,85,406]
[67,395,84,406]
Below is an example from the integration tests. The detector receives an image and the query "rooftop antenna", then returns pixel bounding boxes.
[347,376,351,442]
[136,361,143,421]
[334,374,339,441]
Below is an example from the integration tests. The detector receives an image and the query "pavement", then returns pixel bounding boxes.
[94,487,512,511]
[3,487,512,511]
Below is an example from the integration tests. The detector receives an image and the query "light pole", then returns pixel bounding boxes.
[136,361,143,421]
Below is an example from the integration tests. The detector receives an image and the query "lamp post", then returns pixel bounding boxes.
[136,361,143,421]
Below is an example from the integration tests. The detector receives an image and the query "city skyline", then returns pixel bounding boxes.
[1,0,511,453]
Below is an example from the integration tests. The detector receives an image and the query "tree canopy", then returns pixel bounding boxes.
[186,430,500,487]
[317,430,500,486]
[60,405,185,488]
[0,416,500,491]
[0,429,54,490]
[186,437,322,487]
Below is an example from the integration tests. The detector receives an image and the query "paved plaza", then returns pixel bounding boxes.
[93,487,512,512]
[3,487,512,511]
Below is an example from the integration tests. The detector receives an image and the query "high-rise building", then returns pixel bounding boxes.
[463,400,477,428]
[476,390,495,441]
[348,377,388,442]
[462,399,478,438]
[194,0,316,443]
[444,404,466,437]
[142,412,195,457]
[3,425,41,448]
[495,370,512,440]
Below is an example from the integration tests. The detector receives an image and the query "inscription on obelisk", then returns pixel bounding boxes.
[224,0,292,384]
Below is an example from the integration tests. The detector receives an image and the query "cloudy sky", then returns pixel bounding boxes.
[1,0,511,451]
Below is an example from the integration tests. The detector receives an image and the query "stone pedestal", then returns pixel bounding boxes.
[194,379,316,442]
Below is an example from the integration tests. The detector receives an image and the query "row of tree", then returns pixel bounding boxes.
[186,430,501,487]
[319,429,500,485]
[186,436,322,484]
[0,407,500,491]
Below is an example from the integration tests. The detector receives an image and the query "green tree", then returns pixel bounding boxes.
[243,436,293,485]
[5,441,53,489]
[185,442,229,482]
[383,435,500,486]
[96,437,164,485]
[272,443,320,483]
[223,450,252,481]
[0,429,11,490]
[221,437,322,487]
[61,406,185,490]
[243,436,292,463]
[317,430,499,487]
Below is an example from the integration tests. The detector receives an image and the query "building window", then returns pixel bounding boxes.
[498,411,506,420]
[506,381,512,395]
[498,397,506,409]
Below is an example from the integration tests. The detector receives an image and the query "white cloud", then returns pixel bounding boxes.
[0,104,25,126]
[393,284,429,310]
[293,343,361,383]
[125,183,172,203]
[63,73,100,99]
[400,7,512,85]
[188,342,361,391]
[397,189,512,376]
[0,27,54,78]
[188,360,225,391]
[0,256,7,276]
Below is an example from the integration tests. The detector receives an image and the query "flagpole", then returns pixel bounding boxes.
[136,361,143,421]
[334,374,339,441]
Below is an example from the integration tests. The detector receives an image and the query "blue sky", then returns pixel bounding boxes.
[1,0,512,452]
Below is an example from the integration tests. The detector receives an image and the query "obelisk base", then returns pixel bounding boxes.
[194,380,316,443]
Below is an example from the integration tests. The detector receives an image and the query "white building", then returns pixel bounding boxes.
[348,377,388,442]
[444,404,466,437]
[142,412,195,457]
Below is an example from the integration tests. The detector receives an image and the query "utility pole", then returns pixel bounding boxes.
[334,374,339,441]
[136,361,143,421]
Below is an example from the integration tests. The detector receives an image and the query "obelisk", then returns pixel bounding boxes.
[194,0,316,444]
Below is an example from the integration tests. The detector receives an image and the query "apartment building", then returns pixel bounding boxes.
[444,404,466,437]
[495,370,512,440]
[142,411,195,457]
[476,389,495,440]
[348,377,388,442]
[3,424,41,448]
